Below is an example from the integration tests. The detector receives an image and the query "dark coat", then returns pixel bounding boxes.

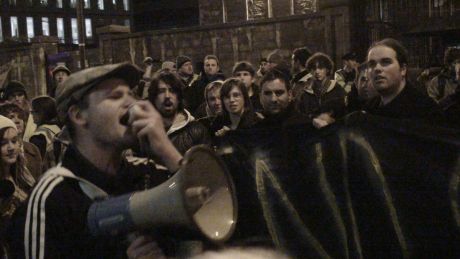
[168,120,212,155]
[296,79,347,119]
[185,72,226,115]
[253,103,311,130]
[23,141,43,180]
[365,82,445,123]
[211,110,261,135]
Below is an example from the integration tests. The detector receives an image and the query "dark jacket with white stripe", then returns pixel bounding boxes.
[8,145,169,259]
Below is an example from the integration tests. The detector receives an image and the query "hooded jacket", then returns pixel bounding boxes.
[296,79,346,119]
[166,109,211,155]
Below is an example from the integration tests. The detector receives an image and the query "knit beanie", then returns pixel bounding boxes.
[4,81,27,99]
[0,115,17,131]
[176,55,192,69]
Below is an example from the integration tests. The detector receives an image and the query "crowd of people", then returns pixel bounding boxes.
[0,37,458,258]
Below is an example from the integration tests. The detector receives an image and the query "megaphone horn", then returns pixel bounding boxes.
[87,146,238,243]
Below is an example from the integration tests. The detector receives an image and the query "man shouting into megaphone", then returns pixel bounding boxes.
[8,63,183,259]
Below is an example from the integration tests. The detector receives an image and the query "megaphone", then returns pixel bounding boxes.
[87,146,237,243]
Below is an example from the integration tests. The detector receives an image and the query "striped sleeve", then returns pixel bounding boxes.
[24,174,64,259]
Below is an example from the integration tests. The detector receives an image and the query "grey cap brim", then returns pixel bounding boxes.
[56,62,142,122]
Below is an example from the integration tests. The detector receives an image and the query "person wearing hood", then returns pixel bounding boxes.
[295,52,347,129]
[148,70,211,155]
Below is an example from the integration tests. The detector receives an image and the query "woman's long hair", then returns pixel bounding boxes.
[0,128,35,191]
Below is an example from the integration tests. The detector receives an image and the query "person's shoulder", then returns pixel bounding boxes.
[23,141,40,157]
[31,173,90,211]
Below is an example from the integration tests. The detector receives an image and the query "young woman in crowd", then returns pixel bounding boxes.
[212,78,260,137]
[0,104,43,180]
[29,96,61,171]
[0,115,35,256]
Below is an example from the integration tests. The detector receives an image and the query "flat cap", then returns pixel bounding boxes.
[56,62,142,122]
[52,65,72,76]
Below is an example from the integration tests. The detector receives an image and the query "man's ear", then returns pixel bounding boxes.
[68,105,88,127]
[288,89,293,102]
[401,63,407,77]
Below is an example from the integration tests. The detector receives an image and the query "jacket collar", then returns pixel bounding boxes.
[303,79,338,94]
[166,109,195,135]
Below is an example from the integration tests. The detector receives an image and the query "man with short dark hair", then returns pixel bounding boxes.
[366,38,444,122]
[254,69,308,129]
[335,52,359,93]
[148,71,210,155]
[186,55,225,114]
[232,61,262,112]
[9,63,182,258]
[291,47,312,85]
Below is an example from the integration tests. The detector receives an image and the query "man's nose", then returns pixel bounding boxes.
[7,142,15,150]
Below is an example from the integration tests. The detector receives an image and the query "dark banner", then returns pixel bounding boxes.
[222,112,460,258]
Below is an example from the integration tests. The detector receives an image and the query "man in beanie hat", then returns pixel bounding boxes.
[232,61,262,112]
[9,62,182,258]
[4,81,29,112]
[3,80,37,142]
[176,55,199,88]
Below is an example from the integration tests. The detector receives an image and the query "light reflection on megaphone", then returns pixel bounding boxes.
[87,146,237,243]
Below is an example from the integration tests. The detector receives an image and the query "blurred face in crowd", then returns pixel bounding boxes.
[267,61,278,70]
[260,61,269,74]
[77,78,137,149]
[162,62,176,73]
[260,79,292,115]
[367,46,406,97]
[311,63,328,82]
[206,87,222,116]
[154,80,179,119]
[223,86,245,116]
[205,58,219,76]
[8,92,27,110]
[454,60,460,80]
[54,71,69,86]
[235,71,254,88]
[6,112,24,136]
[344,60,358,72]
[291,55,301,74]
[1,128,20,167]
[179,61,194,77]
[357,69,379,100]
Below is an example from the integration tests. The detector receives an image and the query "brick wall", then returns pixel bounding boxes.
[99,5,351,76]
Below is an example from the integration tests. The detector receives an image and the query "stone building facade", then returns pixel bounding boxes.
[100,0,352,76]
[0,0,132,46]
[366,0,460,67]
